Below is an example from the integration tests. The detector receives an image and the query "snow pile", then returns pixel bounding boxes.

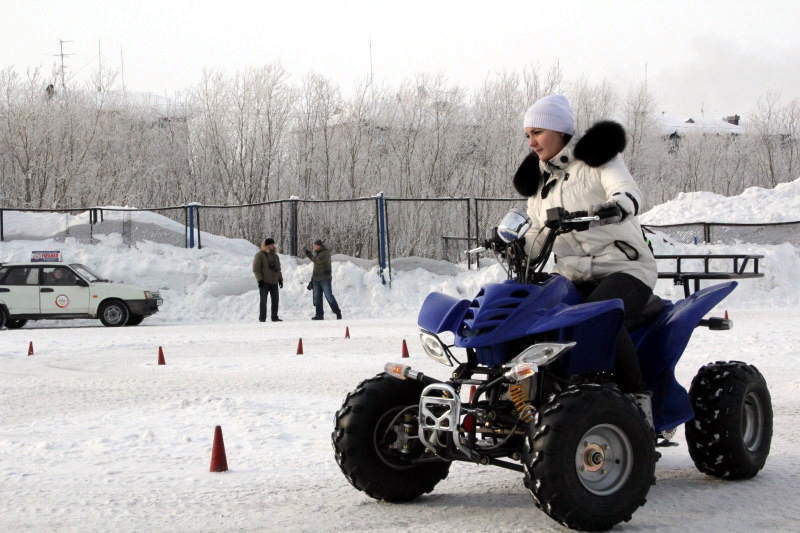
[640,176,800,224]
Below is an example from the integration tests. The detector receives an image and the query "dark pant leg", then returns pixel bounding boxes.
[266,283,280,319]
[581,273,652,393]
[258,285,268,321]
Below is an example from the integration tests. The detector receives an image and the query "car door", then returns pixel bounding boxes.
[39,266,91,315]
[0,266,41,315]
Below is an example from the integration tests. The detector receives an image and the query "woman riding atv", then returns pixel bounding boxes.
[513,94,657,420]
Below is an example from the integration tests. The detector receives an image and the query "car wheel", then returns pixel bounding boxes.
[126,315,145,326]
[6,318,27,329]
[99,301,130,327]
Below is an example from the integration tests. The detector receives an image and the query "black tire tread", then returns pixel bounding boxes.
[685,361,772,479]
[523,384,656,532]
[332,373,450,502]
[99,300,129,327]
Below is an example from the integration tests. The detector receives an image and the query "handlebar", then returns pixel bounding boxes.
[481,207,603,283]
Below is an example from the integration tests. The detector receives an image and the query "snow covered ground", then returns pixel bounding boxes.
[2,180,800,532]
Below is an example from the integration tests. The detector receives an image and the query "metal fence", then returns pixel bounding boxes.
[2,200,797,270]
[642,221,800,247]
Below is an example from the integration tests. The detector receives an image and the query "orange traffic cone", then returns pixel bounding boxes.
[28,342,34,356]
[401,339,409,358]
[157,346,166,365]
[724,310,729,319]
[345,327,350,339]
[209,425,228,472]
[296,338,304,355]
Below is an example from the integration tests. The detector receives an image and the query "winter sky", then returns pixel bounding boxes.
[3,0,799,117]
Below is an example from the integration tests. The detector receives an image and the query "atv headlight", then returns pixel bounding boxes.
[504,342,576,382]
[419,329,453,366]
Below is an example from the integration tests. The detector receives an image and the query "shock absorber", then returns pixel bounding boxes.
[509,383,535,423]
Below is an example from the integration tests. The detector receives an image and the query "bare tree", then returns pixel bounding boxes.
[470,71,528,197]
[521,61,564,108]
[568,76,618,132]
[189,64,294,205]
[748,93,790,188]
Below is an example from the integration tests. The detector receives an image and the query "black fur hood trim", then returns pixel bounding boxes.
[512,152,542,197]
[573,120,627,168]
[513,121,627,197]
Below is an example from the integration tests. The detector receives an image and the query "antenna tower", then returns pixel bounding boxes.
[54,39,74,91]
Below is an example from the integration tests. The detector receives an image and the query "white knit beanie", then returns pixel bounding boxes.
[523,94,575,135]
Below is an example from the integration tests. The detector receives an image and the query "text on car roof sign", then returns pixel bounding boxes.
[31,251,62,262]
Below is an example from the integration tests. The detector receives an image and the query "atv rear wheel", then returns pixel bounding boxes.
[332,373,451,502]
[523,384,656,532]
[686,361,772,479]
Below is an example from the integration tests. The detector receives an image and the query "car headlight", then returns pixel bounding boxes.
[419,329,453,366]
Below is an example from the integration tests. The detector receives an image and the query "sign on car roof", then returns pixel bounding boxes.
[31,251,62,262]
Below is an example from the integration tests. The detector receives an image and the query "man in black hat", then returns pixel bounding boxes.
[253,238,283,322]
[305,239,342,320]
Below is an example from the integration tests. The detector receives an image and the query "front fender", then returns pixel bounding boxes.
[417,291,471,334]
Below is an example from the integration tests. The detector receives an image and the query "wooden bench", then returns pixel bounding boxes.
[655,254,764,297]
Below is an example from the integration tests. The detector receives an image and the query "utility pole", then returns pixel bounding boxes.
[369,35,374,102]
[98,39,102,91]
[120,43,125,92]
[54,39,74,92]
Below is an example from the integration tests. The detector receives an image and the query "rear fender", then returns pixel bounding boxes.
[633,281,737,432]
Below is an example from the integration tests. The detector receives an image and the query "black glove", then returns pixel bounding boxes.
[257,280,265,288]
[590,201,622,226]
[304,249,314,260]
[306,281,313,290]
[278,280,283,289]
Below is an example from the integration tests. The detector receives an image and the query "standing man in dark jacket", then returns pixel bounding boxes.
[253,238,283,322]
[305,239,342,320]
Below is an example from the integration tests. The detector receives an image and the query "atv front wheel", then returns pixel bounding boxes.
[686,361,772,479]
[523,384,656,532]
[332,373,451,502]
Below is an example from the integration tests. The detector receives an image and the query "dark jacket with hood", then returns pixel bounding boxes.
[514,121,657,288]
[253,244,283,285]
[309,246,333,282]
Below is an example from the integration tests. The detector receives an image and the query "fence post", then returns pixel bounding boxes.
[466,198,473,269]
[187,205,196,248]
[474,198,482,269]
[289,199,298,257]
[376,192,388,286]
[196,206,203,249]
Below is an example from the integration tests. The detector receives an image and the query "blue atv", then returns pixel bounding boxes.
[332,207,772,531]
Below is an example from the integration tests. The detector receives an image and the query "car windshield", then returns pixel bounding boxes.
[70,263,107,282]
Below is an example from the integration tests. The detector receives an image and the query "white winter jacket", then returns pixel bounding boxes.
[515,121,657,288]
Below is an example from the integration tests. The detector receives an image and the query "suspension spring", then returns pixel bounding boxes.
[509,383,535,423]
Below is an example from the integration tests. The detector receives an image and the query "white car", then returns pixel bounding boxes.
[0,261,163,328]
